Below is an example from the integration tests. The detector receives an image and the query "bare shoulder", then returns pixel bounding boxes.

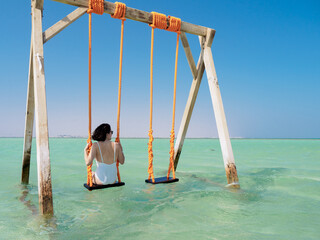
[91,142,98,152]
[114,142,119,150]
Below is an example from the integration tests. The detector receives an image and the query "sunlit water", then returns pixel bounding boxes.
[0,138,319,239]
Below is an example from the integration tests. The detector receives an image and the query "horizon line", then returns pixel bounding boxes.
[0,136,319,140]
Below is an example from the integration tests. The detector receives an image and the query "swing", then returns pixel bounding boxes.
[84,182,125,191]
[84,1,126,191]
[145,13,181,184]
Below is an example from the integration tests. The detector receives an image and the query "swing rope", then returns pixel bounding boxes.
[147,12,167,183]
[147,13,181,183]
[86,0,104,188]
[111,2,126,183]
[167,16,181,179]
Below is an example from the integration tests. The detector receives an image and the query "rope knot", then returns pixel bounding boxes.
[150,12,167,30]
[86,137,92,153]
[167,129,176,179]
[170,130,175,145]
[111,2,126,20]
[88,0,104,15]
[147,129,155,182]
[167,16,181,34]
[87,163,93,188]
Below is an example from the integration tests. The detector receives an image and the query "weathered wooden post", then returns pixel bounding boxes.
[203,29,240,187]
[22,1,87,216]
[21,41,35,184]
[28,0,53,214]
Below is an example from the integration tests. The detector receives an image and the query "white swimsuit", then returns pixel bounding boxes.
[95,142,117,184]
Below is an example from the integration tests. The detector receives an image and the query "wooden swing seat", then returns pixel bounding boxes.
[84,182,125,190]
[145,177,179,184]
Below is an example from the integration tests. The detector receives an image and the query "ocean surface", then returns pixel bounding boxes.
[0,138,319,239]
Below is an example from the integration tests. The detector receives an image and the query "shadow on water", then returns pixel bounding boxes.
[238,167,289,203]
[175,167,289,203]
[246,167,288,189]
[19,184,59,238]
[19,184,38,215]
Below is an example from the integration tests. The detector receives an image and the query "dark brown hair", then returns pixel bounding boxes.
[92,123,111,141]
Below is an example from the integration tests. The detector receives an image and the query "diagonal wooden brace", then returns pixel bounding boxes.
[43,7,87,43]
[173,31,215,170]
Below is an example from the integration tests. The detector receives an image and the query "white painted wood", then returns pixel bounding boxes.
[21,40,35,184]
[32,3,54,214]
[203,46,234,165]
[174,31,215,169]
[43,7,87,43]
[203,29,239,186]
[180,32,197,79]
[173,39,204,170]
[173,33,215,169]
[51,0,210,36]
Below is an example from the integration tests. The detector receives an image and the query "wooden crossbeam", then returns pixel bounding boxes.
[43,7,87,43]
[51,0,211,36]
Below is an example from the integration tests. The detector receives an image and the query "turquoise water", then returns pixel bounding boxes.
[0,138,319,239]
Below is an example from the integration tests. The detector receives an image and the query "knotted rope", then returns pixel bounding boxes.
[111,2,127,183]
[86,0,104,188]
[147,12,167,183]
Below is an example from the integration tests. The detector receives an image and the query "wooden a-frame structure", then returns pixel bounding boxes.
[22,0,240,215]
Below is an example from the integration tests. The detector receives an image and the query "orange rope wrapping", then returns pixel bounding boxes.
[149,12,167,30]
[111,2,126,20]
[86,138,93,187]
[148,130,155,182]
[87,0,104,14]
[167,130,175,179]
[167,16,181,34]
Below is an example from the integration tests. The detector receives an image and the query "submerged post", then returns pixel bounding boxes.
[31,0,54,214]
[21,41,35,184]
[203,29,240,188]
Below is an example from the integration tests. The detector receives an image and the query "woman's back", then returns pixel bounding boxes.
[84,123,125,185]
[95,141,116,164]
[95,141,117,184]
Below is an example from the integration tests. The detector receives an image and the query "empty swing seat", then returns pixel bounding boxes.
[84,182,125,190]
[145,177,179,184]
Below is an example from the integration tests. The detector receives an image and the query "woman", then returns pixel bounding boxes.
[84,123,125,185]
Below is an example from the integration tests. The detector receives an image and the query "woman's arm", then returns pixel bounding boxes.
[84,142,96,166]
[116,142,125,165]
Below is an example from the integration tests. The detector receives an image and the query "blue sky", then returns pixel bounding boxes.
[0,0,319,138]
